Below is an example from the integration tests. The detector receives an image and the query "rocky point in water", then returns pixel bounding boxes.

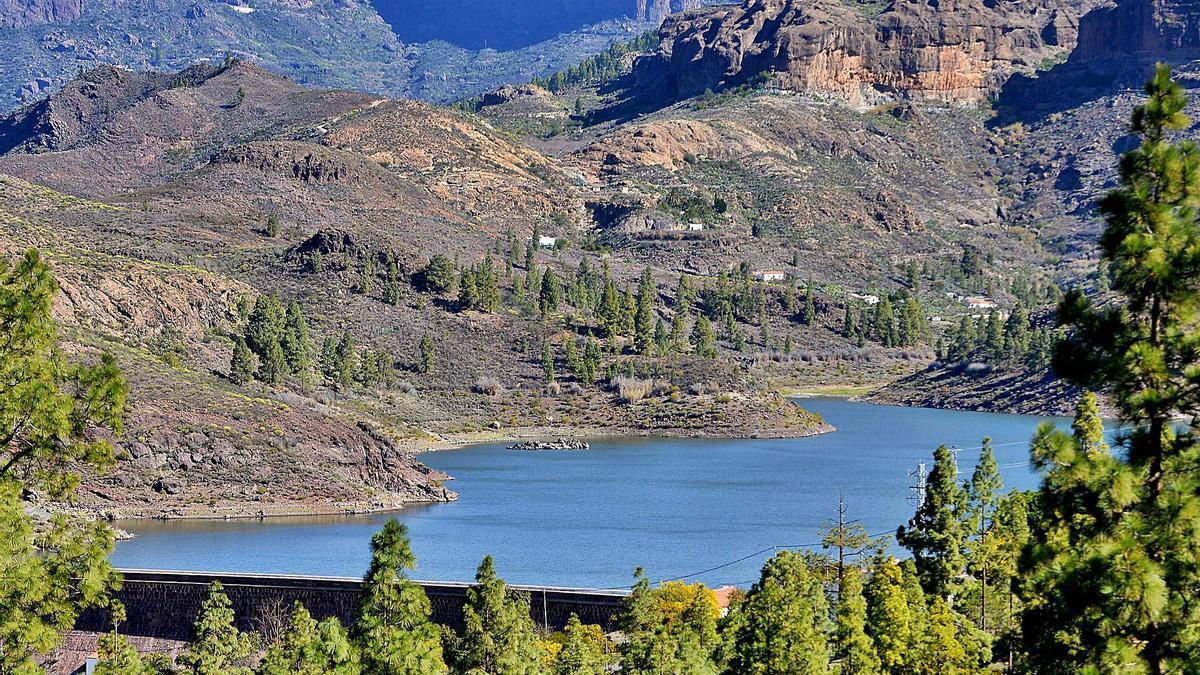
[508,439,592,450]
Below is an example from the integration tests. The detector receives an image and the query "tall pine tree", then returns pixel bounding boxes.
[355,520,447,675]
[1024,64,1200,674]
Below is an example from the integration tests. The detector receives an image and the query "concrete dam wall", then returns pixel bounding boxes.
[75,569,629,640]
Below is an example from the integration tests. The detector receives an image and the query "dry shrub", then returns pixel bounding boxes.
[964,361,993,375]
[473,376,506,396]
[612,376,654,402]
[271,390,307,407]
[395,380,417,395]
[545,381,562,397]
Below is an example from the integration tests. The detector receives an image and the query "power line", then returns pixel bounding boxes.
[949,423,1143,454]
[599,531,895,590]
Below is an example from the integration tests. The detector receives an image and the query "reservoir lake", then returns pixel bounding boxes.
[111,398,1082,589]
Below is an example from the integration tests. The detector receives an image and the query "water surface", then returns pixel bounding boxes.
[112,398,1075,588]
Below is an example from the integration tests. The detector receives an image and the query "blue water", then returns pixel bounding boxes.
[111,398,1074,588]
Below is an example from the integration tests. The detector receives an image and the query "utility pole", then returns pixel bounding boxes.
[908,461,928,509]
[949,446,961,480]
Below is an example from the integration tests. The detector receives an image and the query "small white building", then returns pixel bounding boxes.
[963,296,998,310]
[850,293,880,305]
[758,270,787,282]
[687,223,704,231]
[536,235,557,249]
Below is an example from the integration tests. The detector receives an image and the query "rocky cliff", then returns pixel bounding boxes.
[0,0,87,27]
[627,0,1090,107]
[1075,0,1200,60]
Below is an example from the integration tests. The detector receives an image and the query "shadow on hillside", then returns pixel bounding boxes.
[585,73,679,126]
[991,54,1200,128]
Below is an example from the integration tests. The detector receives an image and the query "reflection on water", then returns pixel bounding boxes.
[113,398,1074,588]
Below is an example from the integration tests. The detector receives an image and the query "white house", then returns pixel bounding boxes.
[850,293,880,305]
[963,296,998,310]
[757,270,787,282]
[536,235,557,249]
[687,223,704,231]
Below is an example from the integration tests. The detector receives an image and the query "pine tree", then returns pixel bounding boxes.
[834,569,881,675]
[383,258,403,306]
[1022,65,1200,674]
[95,631,168,675]
[564,337,581,379]
[460,268,480,309]
[821,496,875,593]
[873,297,898,347]
[450,556,545,675]
[258,603,360,675]
[912,597,991,675]
[281,301,314,382]
[419,335,436,375]
[1071,389,1108,456]
[984,312,1003,360]
[598,269,621,336]
[527,224,540,269]
[692,315,716,359]
[619,571,719,675]
[540,268,561,316]
[965,439,1002,631]
[582,338,601,382]
[358,255,375,296]
[863,557,913,673]
[177,582,258,675]
[552,615,609,675]
[355,520,447,675]
[801,278,816,325]
[230,338,256,385]
[618,569,666,674]
[1002,306,1031,362]
[259,336,287,384]
[729,551,831,675]
[900,297,925,347]
[479,255,502,313]
[676,273,696,315]
[245,294,285,359]
[897,445,967,600]
[654,318,669,355]
[424,255,458,294]
[622,287,637,336]
[634,267,655,354]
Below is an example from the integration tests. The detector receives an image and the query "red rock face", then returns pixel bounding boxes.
[633,0,1091,106]
[0,0,86,27]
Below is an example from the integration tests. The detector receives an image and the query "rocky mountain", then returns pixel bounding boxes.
[5,0,1200,516]
[622,0,1092,108]
[0,59,852,517]
[0,0,86,27]
[0,0,732,111]
[0,0,667,110]
[375,0,703,50]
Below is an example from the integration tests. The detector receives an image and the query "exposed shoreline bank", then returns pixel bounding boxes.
[96,417,836,523]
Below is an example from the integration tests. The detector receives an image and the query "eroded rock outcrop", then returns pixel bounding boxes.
[0,0,87,28]
[629,0,1088,107]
